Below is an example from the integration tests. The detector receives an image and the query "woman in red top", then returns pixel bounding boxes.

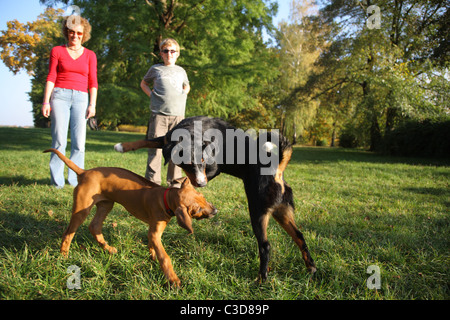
[42,15,98,188]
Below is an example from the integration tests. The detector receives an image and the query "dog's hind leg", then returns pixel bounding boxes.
[89,200,117,254]
[61,189,93,255]
[114,137,165,153]
[272,203,317,274]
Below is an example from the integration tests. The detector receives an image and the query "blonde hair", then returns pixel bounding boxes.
[62,15,92,44]
[159,38,180,52]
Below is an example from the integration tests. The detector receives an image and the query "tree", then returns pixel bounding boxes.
[293,0,449,150]
[0,8,65,127]
[36,0,280,129]
[276,0,328,144]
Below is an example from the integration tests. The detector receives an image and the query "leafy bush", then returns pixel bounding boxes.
[315,138,328,146]
[382,118,450,158]
[338,131,358,148]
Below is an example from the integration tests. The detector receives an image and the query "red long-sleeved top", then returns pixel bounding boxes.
[46,45,98,93]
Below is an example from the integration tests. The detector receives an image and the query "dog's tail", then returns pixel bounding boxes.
[43,148,85,175]
[258,132,293,192]
[114,136,165,153]
[278,134,293,174]
[273,135,293,194]
[259,131,293,173]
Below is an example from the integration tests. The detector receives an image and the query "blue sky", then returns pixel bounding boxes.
[0,0,290,127]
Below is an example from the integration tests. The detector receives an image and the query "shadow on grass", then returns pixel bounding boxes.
[2,127,449,166]
[405,187,450,209]
[290,146,450,167]
[404,186,450,197]
[0,175,51,187]
[0,127,145,154]
[0,209,65,251]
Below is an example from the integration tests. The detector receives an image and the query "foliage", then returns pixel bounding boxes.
[338,130,358,149]
[275,0,328,143]
[1,0,279,129]
[287,0,449,149]
[0,20,40,76]
[0,8,65,127]
[38,0,280,128]
[1,0,448,150]
[382,117,450,158]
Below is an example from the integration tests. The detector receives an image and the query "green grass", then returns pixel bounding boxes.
[0,127,449,300]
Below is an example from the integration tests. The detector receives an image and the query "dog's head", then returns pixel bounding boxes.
[162,133,214,188]
[173,178,217,234]
[177,161,211,188]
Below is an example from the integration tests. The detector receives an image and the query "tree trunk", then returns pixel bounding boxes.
[369,112,381,151]
[292,121,297,145]
[330,121,337,147]
[385,106,397,133]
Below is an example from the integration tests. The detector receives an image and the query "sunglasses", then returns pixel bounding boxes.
[161,49,177,54]
[69,30,83,36]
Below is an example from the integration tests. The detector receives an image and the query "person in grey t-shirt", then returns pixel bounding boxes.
[140,38,190,187]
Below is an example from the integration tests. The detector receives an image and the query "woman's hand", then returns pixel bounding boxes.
[42,103,51,118]
[86,104,96,119]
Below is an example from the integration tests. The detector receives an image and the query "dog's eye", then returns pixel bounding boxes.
[193,207,203,216]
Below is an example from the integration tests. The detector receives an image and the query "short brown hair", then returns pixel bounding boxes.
[159,38,180,52]
[62,15,92,44]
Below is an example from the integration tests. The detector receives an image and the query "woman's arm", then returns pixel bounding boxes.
[86,87,97,119]
[87,51,98,119]
[42,81,55,118]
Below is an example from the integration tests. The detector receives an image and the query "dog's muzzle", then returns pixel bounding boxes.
[195,171,207,187]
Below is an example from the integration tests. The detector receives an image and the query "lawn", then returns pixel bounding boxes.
[0,127,448,300]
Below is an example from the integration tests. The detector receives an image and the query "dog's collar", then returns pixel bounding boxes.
[163,188,175,217]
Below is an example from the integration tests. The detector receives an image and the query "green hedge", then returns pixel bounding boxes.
[382,118,450,158]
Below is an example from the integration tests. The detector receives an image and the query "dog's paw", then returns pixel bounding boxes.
[114,143,124,153]
[105,245,118,254]
[148,248,157,261]
[169,277,181,289]
[308,266,317,274]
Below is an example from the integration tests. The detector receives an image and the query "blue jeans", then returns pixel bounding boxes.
[50,88,88,187]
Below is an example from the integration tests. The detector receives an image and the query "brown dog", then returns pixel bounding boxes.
[44,148,217,287]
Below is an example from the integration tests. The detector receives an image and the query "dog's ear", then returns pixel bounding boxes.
[174,207,193,234]
[180,177,190,188]
[162,143,174,166]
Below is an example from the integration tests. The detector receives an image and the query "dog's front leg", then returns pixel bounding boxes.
[245,184,272,282]
[148,220,181,288]
[148,245,156,261]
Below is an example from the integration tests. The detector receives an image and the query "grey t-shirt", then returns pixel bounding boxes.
[143,64,189,116]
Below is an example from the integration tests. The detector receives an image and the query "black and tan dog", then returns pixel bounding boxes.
[114,116,316,281]
[44,148,217,287]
